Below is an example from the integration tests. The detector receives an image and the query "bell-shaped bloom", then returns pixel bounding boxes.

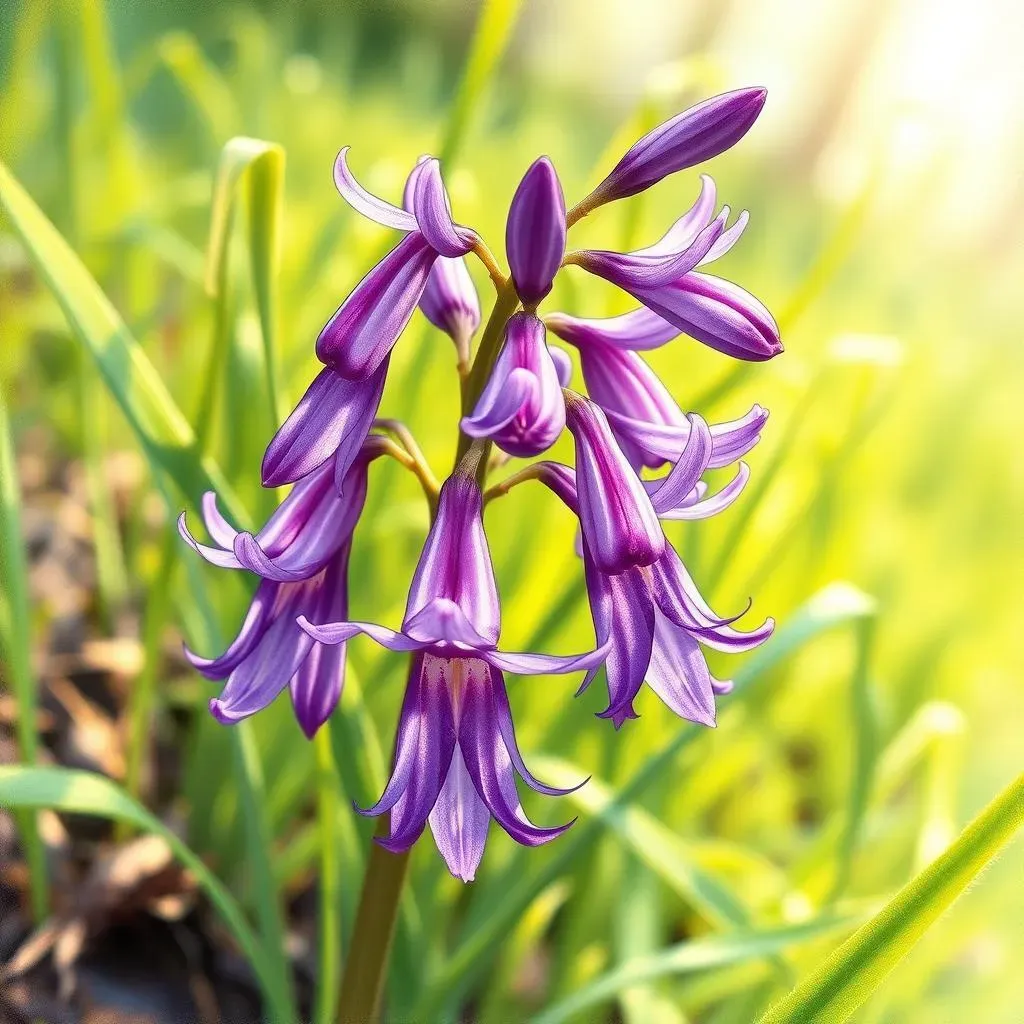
[563,392,664,574]
[180,444,381,737]
[318,151,477,379]
[578,88,767,211]
[461,312,566,457]
[550,318,768,471]
[261,358,389,489]
[568,175,781,362]
[534,426,773,727]
[420,255,480,364]
[298,469,604,880]
[506,157,566,306]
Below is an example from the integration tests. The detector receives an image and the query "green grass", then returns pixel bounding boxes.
[1,1,1023,1021]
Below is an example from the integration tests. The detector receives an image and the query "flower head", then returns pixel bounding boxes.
[182,445,381,737]
[461,312,568,457]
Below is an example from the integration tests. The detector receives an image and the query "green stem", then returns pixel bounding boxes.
[337,821,412,1020]
[314,723,343,1024]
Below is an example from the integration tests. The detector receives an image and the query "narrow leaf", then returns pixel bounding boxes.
[759,771,1024,1024]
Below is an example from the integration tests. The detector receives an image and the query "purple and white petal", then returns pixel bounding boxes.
[546,307,680,352]
[506,157,566,305]
[333,147,418,231]
[429,747,490,881]
[411,159,477,257]
[645,615,717,726]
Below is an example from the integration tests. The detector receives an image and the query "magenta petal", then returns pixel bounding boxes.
[403,474,500,647]
[549,346,573,388]
[657,463,750,520]
[185,579,277,679]
[404,599,496,650]
[585,88,767,206]
[315,233,437,378]
[546,307,680,352]
[261,362,388,487]
[564,394,665,574]
[461,368,539,437]
[333,147,418,231]
[631,272,782,362]
[428,747,490,882]
[646,414,713,513]
[576,213,725,290]
[645,615,717,726]
[506,157,566,305]
[411,159,476,257]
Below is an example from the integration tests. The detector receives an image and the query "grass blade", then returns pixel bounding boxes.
[0,158,250,528]
[0,395,48,921]
[206,136,286,427]
[0,764,287,1009]
[759,771,1024,1024]
[439,0,524,166]
[531,912,868,1024]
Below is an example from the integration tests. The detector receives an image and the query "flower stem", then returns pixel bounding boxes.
[337,821,412,1021]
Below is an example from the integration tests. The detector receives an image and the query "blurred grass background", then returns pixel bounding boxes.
[1,0,1022,1020]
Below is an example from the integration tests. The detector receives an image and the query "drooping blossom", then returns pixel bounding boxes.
[562,391,664,574]
[262,359,389,488]
[461,312,568,457]
[506,157,566,306]
[318,151,477,379]
[563,175,781,361]
[297,468,604,881]
[576,87,767,212]
[180,440,383,737]
[533,419,773,728]
[548,312,768,471]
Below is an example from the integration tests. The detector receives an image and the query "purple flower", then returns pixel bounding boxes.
[461,312,567,457]
[420,256,480,366]
[550,317,768,471]
[565,175,781,362]
[181,445,381,737]
[506,157,566,306]
[296,469,604,880]
[534,423,773,727]
[317,151,477,379]
[261,359,389,489]
[579,88,767,211]
[563,392,664,574]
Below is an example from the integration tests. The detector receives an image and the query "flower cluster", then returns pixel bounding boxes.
[181,88,779,882]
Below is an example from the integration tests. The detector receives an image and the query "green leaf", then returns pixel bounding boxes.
[531,912,867,1024]
[0,396,48,921]
[0,157,250,529]
[531,755,754,931]
[439,0,524,166]
[758,771,1024,1024]
[0,765,286,1010]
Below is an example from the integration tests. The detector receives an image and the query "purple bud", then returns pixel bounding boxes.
[583,88,767,210]
[506,157,566,306]
[631,272,782,362]
[563,392,665,575]
[420,255,481,360]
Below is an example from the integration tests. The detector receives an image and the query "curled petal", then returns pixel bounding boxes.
[262,362,388,487]
[482,641,608,677]
[546,307,679,352]
[575,212,725,290]
[186,579,277,679]
[461,313,565,457]
[404,598,496,651]
[412,159,476,257]
[460,684,574,846]
[202,491,240,548]
[656,462,750,520]
[178,512,242,570]
[645,415,713,514]
[506,156,566,305]
[701,209,749,265]
[333,147,418,231]
[633,175,718,258]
